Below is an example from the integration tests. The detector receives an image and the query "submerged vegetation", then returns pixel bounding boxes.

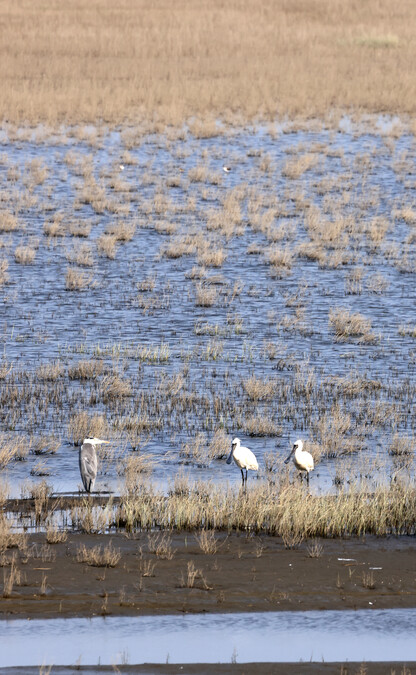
[1,3,416,548]
[1,119,416,506]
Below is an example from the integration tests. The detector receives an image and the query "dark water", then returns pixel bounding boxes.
[1,119,416,497]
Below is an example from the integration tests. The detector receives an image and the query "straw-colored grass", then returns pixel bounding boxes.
[14,245,36,265]
[65,267,93,291]
[1,0,416,125]
[68,412,108,446]
[76,541,121,567]
[115,479,416,538]
[329,307,376,343]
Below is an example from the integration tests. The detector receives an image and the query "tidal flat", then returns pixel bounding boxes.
[1,118,416,671]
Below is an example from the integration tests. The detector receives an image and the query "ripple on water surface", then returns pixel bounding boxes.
[1,609,416,666]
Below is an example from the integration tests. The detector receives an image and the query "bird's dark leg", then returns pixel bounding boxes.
[241,469,245,487]
[245,469,248,485]
[306,471,310,486]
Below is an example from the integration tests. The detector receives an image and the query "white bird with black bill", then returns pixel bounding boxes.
[226,437,258,487]
[284,439,314,484]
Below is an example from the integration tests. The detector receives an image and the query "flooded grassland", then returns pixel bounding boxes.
[1,119,416,498]
[1,119,416,669]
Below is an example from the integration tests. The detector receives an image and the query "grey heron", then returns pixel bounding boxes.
[79,437,109,493]
[284,439,314,484]
[226,437,258,487]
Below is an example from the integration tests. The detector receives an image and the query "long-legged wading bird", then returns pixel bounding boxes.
[284,439,314,484]
[79,437,109,493]
[226,437,258,487]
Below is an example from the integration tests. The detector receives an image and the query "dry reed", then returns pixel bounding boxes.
[1,0,416,125]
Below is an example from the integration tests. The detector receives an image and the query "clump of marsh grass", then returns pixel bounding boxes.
[207,429,229,461]
[242,415,282,437]
[68,359,104,380]
[195,529,218,555]
[68,220,92,238]
[68,412,109,446]
[0,211,19,233]
[195,283,217,307]
[0,434,27,468]
[265,246,293,272]
[100,374,132,401]
[14,245,36,264]
[121,453,155,495]
[362,570,376,589]
[97,234,117,259]
[243,375,276,401]
[306,539,324,558]
[105,220,136,242]
[366,273,389,294]
[45,526,68,544]
[139,558,157,578]
[30,435,60,455]
[71,501,114,534]
[180,433,210,467]
[65,267,94,291]
[388,435,414,456]
[197,248,226,267]
[282,154,317,179]
[147,532,175,560]
[329,307,376,343]
[66,242,94,267]
[2,558,21,598]
[0,259,9,286]
[76,541,121,567]
[36,361,65,380]
[43,216,65,238]
[30,460,50,477]
[179,560,209,589]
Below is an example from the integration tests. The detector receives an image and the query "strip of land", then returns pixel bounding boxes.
[1,531,415,620]
[2,665,416,675]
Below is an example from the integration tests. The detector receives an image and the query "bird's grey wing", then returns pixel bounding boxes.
[79,443,98,491]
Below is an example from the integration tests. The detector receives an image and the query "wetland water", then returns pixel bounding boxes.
[1,609,416,666]
[1,119,416,498]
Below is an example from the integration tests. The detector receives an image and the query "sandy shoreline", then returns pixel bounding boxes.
[1,531,415,620]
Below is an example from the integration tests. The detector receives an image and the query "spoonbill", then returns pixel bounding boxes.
[226,437,258,487]
[284,439,314,484]
[79,437,109,493]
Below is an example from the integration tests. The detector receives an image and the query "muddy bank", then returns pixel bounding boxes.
[1,532,416,620]
[1,665,416,675]
[0,661,416,675]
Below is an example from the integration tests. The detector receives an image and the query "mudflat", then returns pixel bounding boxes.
[2,665,416,675]
[1,531,415,620]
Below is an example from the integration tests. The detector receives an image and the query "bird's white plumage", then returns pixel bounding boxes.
[284,439,314,482]
[226,437,258,486]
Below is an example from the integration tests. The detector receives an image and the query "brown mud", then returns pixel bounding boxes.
[1,531,416,620]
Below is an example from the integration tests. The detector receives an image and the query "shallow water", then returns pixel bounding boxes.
[1,609,415,666]
[1,120,416,497]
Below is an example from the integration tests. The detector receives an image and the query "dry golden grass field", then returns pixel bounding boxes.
[1,0,415,125]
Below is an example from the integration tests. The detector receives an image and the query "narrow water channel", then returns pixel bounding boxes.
[1,609,415,667]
